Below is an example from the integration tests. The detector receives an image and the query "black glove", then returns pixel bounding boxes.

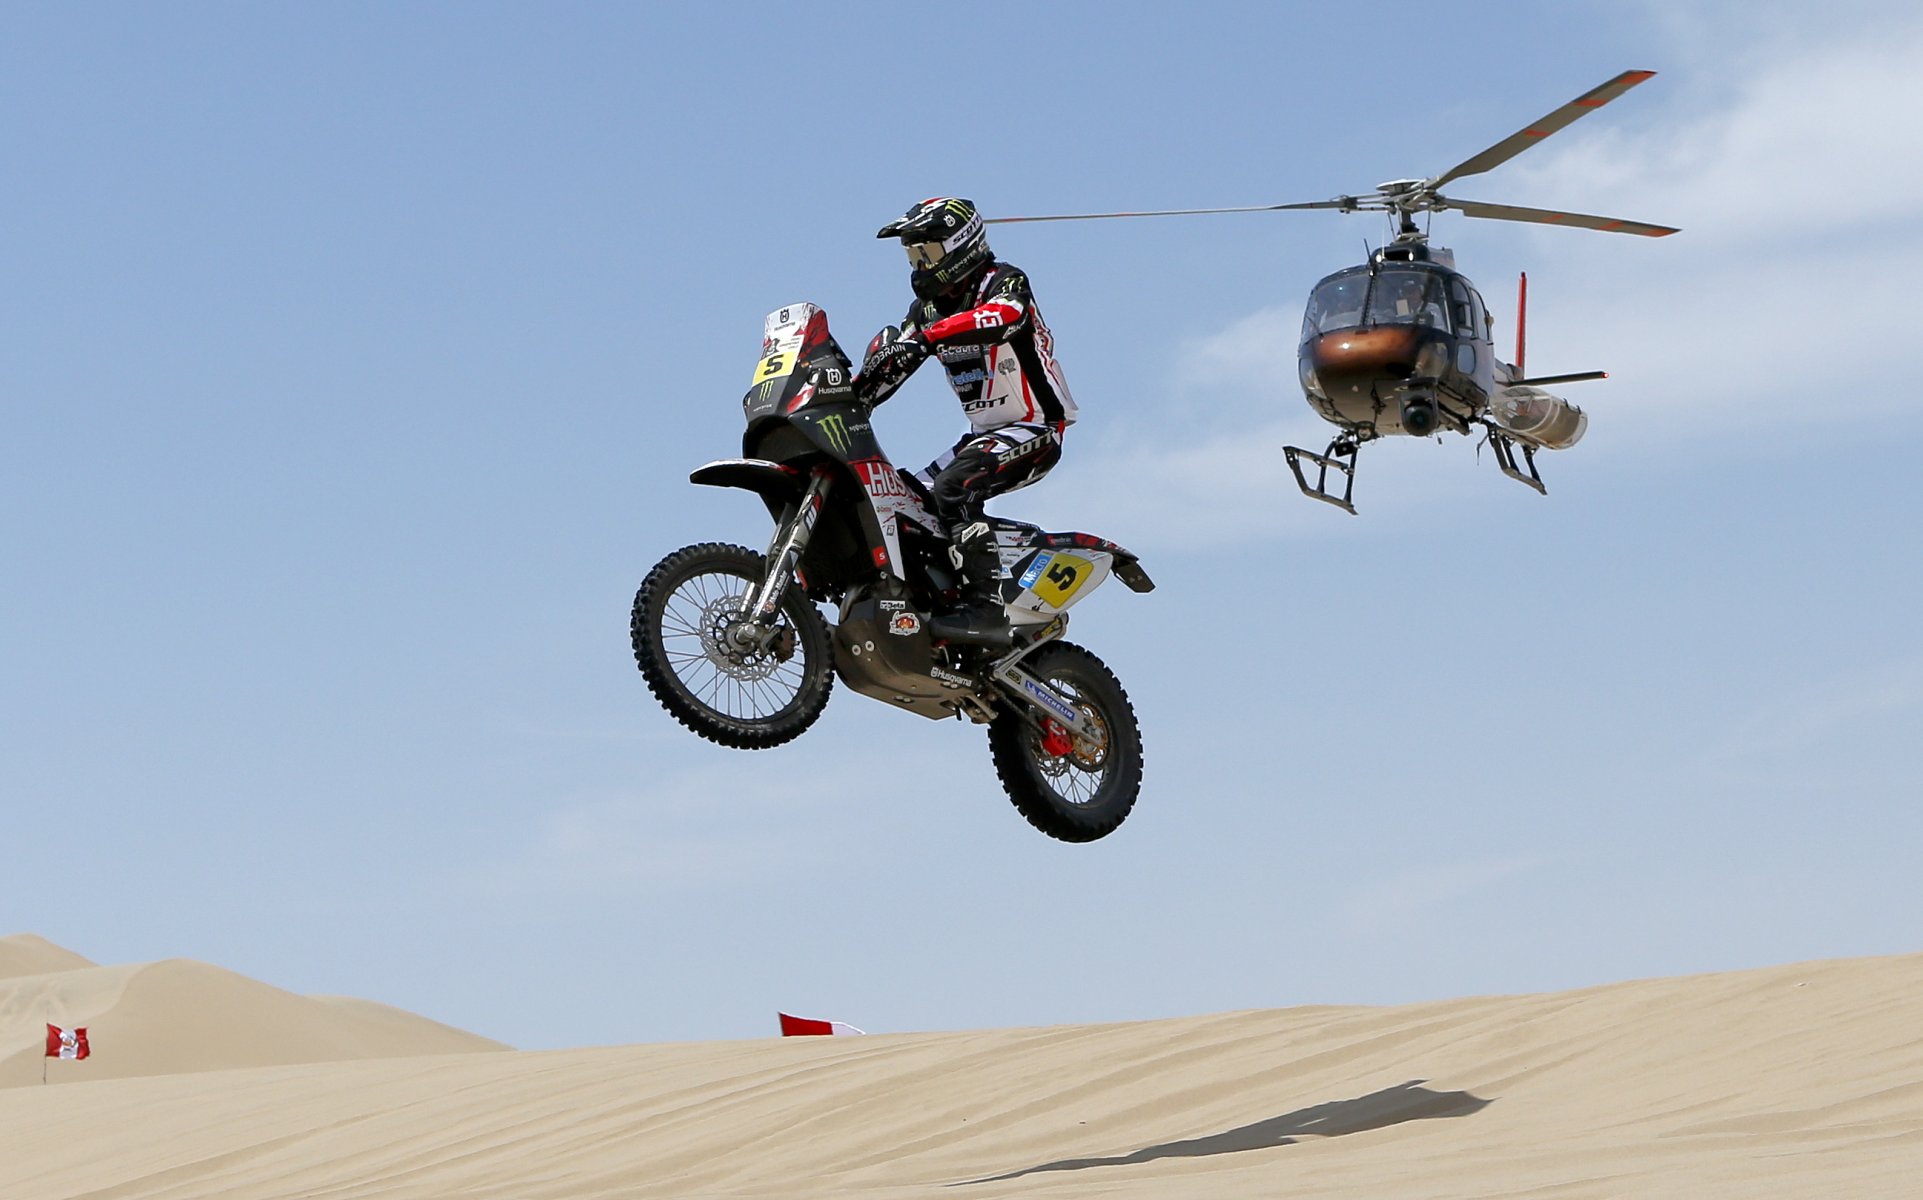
[865,326,927,366]
[855,328,929,404]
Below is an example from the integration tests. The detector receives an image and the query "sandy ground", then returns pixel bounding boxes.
[0,934,504,1088]
[4,934,1921,1198]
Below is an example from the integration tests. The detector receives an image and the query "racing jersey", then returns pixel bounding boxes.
[899,263,1077,434]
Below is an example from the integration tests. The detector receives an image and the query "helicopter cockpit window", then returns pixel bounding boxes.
[1367,270,1449,328]
[1304,274,1370,337]
[1448,278,1474,332]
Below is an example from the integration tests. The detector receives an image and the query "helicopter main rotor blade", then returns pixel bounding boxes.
[1445,197,1679,237]
[985,201,1352,225]
[1430,69,1658,190]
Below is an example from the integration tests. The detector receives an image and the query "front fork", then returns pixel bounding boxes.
[746,466,833,624]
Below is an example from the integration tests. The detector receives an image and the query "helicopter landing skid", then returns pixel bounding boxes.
[1484,426,1548,495]
[1283,440,1360,515]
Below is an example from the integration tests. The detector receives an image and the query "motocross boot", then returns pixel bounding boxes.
[927,521,1013,647]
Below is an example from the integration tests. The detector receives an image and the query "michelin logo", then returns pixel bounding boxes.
[1021,677,1079,724]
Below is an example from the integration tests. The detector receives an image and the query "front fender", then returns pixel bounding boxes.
[689,458,808,509]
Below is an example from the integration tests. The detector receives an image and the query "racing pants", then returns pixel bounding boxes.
[914,422,1065,531]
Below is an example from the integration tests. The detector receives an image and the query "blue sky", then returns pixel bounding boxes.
[5,1,1919,1049]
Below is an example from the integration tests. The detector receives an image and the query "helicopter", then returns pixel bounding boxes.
[986,69,1678,513]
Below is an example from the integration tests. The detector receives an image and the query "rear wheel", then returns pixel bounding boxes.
[630,542,832,749]
[988,642,1142,842]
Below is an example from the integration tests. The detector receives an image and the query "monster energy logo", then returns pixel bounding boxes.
[816,413,851,454]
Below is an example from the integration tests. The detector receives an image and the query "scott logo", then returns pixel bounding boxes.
[995,436,1048,465]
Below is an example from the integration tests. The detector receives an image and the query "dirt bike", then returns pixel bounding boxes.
[630,303,1153,843]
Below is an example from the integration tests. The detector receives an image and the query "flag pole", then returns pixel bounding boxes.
[42,1003,49,1086]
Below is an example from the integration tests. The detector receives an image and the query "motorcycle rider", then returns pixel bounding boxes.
[857,197,1077,644]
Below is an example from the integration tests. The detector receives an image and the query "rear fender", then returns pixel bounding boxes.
[1026,531,1154,594]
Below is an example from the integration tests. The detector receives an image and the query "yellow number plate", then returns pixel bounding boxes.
[1031,553,1094,607]
[751,352,795,385]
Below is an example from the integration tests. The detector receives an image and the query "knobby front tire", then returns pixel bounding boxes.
[987,642,1143,843]
[630,542,833,750]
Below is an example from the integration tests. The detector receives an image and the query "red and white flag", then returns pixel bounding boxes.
[778,1012,865,1037]
[44,1024,90,1061]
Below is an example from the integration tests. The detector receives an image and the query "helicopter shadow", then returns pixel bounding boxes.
[952,1079,1491,1186]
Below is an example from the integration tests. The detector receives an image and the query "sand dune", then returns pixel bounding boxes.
[3,941,1921,1198]
[0,932,96,978]
[0,935,504,1089]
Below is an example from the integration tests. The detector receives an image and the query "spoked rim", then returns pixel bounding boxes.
[656,569,809,723]
[1025,679,1113,808]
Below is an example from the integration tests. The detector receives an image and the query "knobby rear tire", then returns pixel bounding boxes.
[987,642,1143,843]
[630,542,833,750]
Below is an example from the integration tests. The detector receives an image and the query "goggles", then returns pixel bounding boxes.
[904,241,948,270]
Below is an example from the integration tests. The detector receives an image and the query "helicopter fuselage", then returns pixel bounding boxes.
[1296,252,1507,440]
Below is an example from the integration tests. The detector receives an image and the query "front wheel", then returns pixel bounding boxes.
[988,642,1143,842]
[630,542,833,749]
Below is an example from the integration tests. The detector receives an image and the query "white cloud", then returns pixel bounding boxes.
[1177,307,1310,401]
[1487,18,1923,442]
[1510,240,1907,445]
[1505,23,1923,248]
[1693,653,1923,784]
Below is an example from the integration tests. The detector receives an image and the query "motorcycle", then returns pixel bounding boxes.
[629,303,1153,842]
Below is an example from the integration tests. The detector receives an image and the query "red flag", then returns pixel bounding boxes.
[778,1012,865,1037]
[44,1024,90,1060]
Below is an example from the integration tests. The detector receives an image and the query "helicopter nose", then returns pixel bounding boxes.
[1304,327,1423,394]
